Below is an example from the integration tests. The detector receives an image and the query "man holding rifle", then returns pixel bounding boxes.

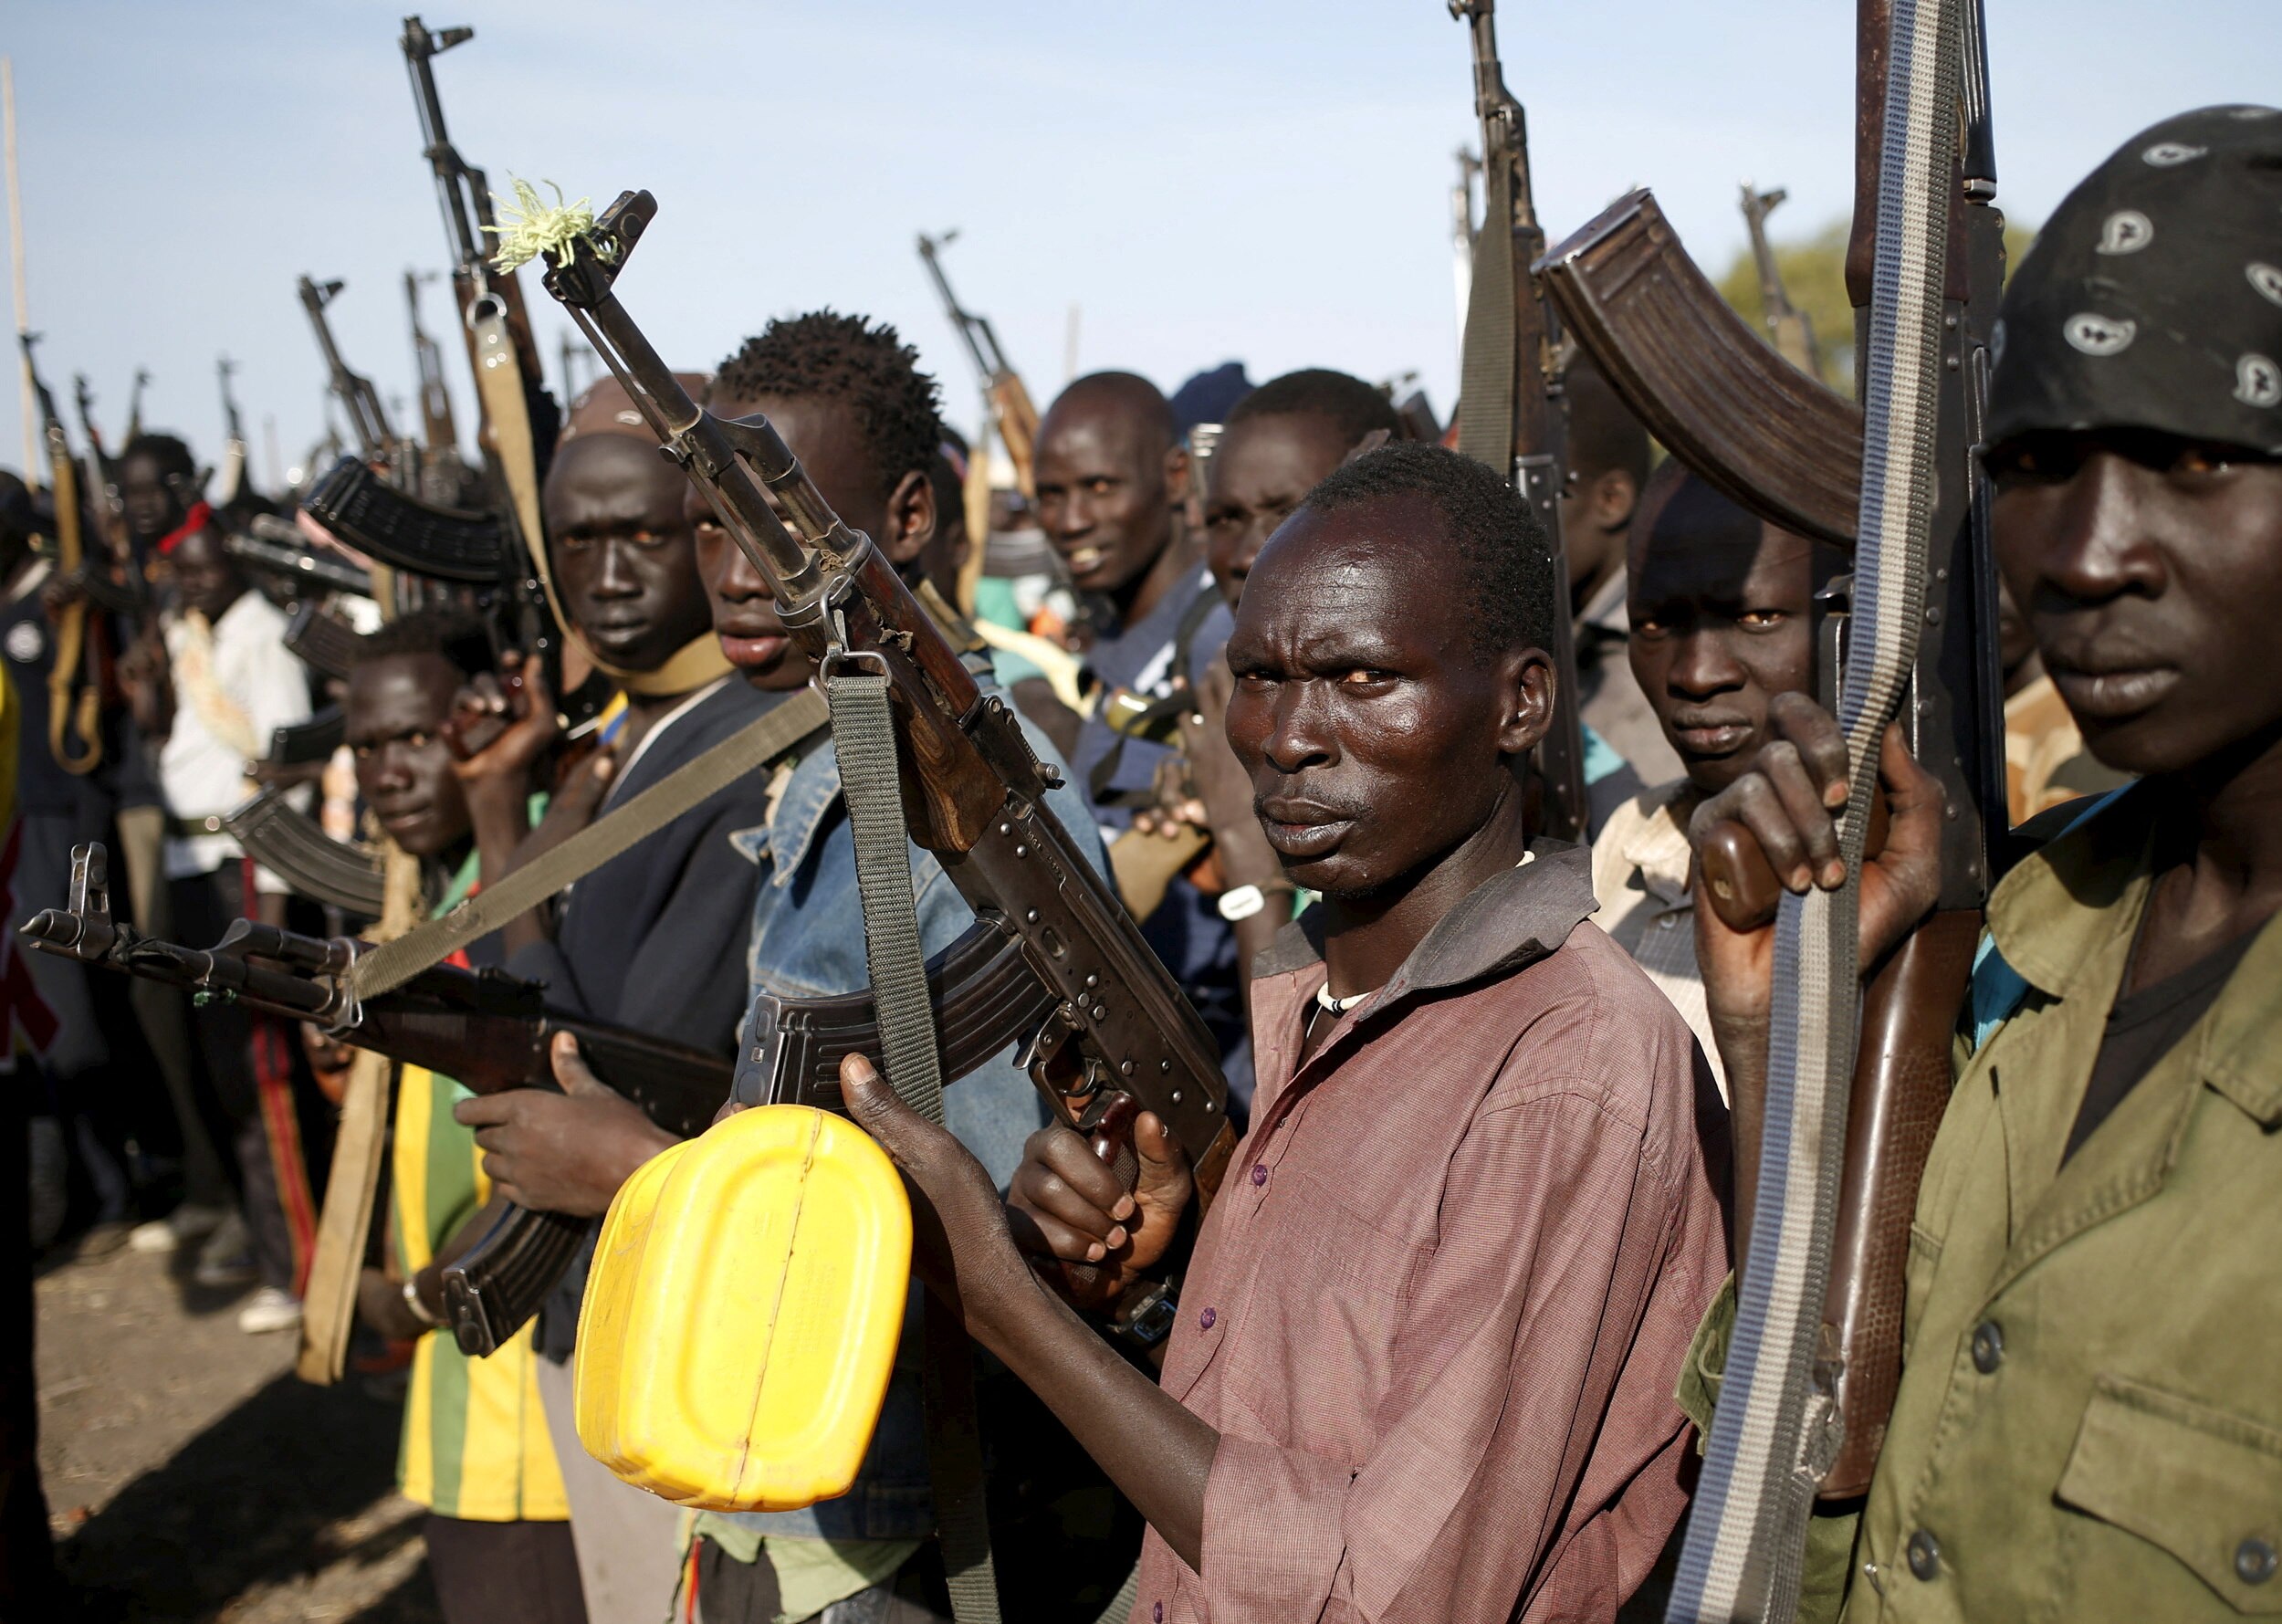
[448,374,780,1620]
[686,310,1114,1624]
[1035,375,1251,1095]
[339,609,582,1624]
[1683,109,2282,1621]
[850,443,1725,1623]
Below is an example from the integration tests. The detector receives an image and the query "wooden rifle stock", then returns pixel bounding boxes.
[20,336,107,775]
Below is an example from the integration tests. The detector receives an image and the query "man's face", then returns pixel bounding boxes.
[347,653,471,858]
[1031,400,1177,594]
[1627,479,1816,796]
[168,528,246,623]
[542,434,713,673]
[1223,492,1542,902]
[688,390,916,693]
[1202,413,1353,609]
[120,452,188,545]
[1988,429,2282,778]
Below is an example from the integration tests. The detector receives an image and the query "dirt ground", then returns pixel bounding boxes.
[34,1238,443,1623]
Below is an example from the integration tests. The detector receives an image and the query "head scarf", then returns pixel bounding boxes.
[544,371,733,695]
[1988,105,2282,456]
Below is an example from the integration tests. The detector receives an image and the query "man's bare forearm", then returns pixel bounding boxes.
[966,1269,1216,1570]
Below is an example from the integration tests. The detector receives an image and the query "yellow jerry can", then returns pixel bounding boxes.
[573,1103,911,1511]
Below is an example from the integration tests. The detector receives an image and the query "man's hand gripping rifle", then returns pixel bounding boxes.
[536,190,1238,1221]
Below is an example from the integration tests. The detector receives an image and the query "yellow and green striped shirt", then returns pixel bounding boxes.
[392,843,569,1522]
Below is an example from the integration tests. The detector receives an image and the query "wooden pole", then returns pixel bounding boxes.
[4,58,37,486]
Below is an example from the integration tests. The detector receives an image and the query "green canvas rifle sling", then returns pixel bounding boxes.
[823,654,1003,1624]
[347,685,829,1001]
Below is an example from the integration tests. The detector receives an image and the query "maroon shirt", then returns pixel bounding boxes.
[1133,845,1728,1623]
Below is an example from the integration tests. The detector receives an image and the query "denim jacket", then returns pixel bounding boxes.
[714,695,1106,1542]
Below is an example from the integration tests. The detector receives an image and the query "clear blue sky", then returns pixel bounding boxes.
[4,0,2275,484]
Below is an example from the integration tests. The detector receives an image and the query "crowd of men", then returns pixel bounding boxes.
[0,98,2277,1624]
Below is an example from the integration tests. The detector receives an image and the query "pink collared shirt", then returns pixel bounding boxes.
[1132,848,1728,1623]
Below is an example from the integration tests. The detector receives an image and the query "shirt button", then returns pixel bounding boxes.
[1971,1320,2005,1374]
[1153,1604,1165,1623]
[1198,1306,1216,1331]
[1906,1529,1941,1581]
[1658,915,1676,928]
[2238,1537,2278,1586]
[1251,1163,1269,1188]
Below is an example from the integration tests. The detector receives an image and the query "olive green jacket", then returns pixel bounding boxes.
[1685,786,2282,1621]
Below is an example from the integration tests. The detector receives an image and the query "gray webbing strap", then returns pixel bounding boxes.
[348,686,829,1001]
[1667,2,1961,1620]
[823,660,1000,1624]
[1455,151,1517,469]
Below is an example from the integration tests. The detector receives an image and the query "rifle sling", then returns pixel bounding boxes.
[1456,152,1518,473]
[348,685,828,1001]
[824,662,1000,1624]
[1667,2,1963,1619]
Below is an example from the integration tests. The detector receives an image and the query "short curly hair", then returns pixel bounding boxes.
[708,311,943,502]
[1226,368,1401,446]
[353,606,495,682]
[120,433,197,486]
[1296,442,1554,665]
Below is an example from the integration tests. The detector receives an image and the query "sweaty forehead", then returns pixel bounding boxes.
[1238,493,1465,647]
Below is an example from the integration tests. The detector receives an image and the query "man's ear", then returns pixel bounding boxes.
[879,468,937,567]
[1496,647,1558,760]
[1340,428,1393,468]
[1161,442,1192,508]
[1590,467,1638,536]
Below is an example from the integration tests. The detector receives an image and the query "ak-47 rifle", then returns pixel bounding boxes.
[284,600,368,683]
[916,230,1040,493]
[298,277,398,467]
[72,374,114,486]
[1449,0,1588,843]
[523,187,1236,1327]
[23,841,728,1245]
[394,16,575,697]
[404,269,460,461]
[1740,183,1825,382]
[1544,0,2007,1554]
[20,333,107,775]
[122,367,148,443]
[216,355,250,507]
[225,517,375,600]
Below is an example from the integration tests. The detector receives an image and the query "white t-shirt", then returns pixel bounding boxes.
[159,591,312,884]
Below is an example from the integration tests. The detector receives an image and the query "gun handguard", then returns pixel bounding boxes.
[539,191,1238,1213]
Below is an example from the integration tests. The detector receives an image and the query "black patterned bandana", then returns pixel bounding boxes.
[1987,105,2282,456]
